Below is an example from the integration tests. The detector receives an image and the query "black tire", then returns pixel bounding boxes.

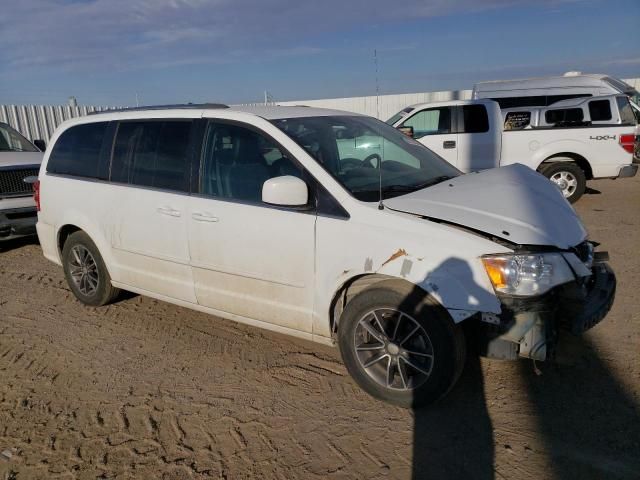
[61,231,120,306]
[338,279,466,408]
[539,161,586,203]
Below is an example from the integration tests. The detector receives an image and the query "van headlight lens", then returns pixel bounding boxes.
[482,253,575,296]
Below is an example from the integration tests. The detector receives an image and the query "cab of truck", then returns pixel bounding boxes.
[385,99,503,173]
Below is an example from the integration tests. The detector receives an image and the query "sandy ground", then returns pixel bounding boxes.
[0,175,638,480]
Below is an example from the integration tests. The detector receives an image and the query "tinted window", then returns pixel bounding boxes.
[47,122,109,178]
[494,94,590,109]
[111,121,192,192]
[545,108,584,125]
[200,123,302,203]
[588,100,612,121]
[617,96,637,124]
[462,105,489,133]
[504,111,531,130]
[401,107,451,138]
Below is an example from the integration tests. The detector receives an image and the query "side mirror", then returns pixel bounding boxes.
[262,176,308,207]
[33,139,46,151]
[398,126,414,138]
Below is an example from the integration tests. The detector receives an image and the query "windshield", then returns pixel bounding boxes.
[0,123,38,152]
[385,107,414,125]
[272,115,460,202]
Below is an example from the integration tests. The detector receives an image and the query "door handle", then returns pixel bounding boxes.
[192,212,219,223]
[443,140,456,149]
[157,206,182,217]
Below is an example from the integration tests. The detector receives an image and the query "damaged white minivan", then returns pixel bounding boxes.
[35,105,616,407]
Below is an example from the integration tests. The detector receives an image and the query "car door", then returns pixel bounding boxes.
[454,104,501,172]
[398,106,457,166]
[108,119,196,303]
[187,120,316,333]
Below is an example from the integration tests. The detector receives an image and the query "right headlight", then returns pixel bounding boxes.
[481,253,575,296]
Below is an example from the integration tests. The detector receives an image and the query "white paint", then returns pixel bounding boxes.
[389,98,637,181]
[37,105,593,348]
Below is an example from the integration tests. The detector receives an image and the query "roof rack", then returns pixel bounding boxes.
[88,103,229,115]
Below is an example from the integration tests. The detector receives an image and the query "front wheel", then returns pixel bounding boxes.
[338,280,466,408]
[540,161,586,203]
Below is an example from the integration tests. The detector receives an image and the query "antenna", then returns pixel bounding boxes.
[374,49,384,210]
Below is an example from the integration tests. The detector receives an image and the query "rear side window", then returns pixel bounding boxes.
[461,105,489,133]
[617,97,637,124]
[545,108,584,125]
[47,122,109,178]
[504,111,531,130]
[111,120,193,192]
[588,100,612,121]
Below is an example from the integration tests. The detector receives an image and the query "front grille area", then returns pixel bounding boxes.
[0,168,39,197]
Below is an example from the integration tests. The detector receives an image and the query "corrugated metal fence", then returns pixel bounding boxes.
[3,77,639,140]
[0,104,114,142]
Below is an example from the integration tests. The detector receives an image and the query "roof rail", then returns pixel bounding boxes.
[88,103,229,115]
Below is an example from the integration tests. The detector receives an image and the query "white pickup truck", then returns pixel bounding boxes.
[387,95,638,202]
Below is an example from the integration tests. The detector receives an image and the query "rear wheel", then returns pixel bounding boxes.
[540,161,586,203]
[62,231,120,306]
[338,280,466,408]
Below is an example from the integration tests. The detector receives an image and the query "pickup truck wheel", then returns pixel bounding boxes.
[540,162,586,203]
[338,280,466,408]
[62,231,120,306]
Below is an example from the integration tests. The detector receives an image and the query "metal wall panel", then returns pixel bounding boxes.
[0,104,114,142]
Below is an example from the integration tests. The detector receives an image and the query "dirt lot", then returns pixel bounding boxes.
[1,175,639,480]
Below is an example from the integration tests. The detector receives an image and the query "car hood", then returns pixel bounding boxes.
[385,164,587,249]
[0,152,43,168]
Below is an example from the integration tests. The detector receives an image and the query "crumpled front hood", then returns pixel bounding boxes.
[385,164,587,249]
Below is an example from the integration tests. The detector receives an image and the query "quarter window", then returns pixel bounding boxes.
[200,123,302,203]
[588,100,612,122]
[400,107,451,138]
[111,120,193,192]
[545,108,584,125]
[616,97,637,124]
[462,105,489,133]
[47,122,109,178]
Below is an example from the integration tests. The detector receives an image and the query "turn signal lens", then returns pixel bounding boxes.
[482,258,508,289]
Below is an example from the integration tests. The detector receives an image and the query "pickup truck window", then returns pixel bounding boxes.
[462,105,489,133]
[545,108,584,126]
[617,97,637,124]
[588,100,612,122]
[400,107,451,138]
[504,111,532,130]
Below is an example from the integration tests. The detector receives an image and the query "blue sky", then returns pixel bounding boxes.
[0,0,638,106]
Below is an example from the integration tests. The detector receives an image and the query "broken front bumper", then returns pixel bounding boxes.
[478,261,616,361]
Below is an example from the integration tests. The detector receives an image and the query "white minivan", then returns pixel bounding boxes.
[36,105,616,407]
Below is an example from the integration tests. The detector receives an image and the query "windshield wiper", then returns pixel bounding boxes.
[380,175,454,193]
